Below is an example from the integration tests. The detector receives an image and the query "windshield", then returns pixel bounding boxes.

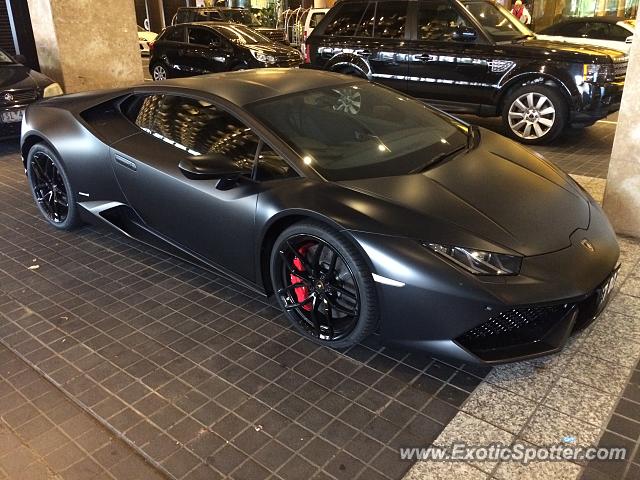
[463,1,533,41]
[225,9,259,26]
[0,50,14,64]
[214,24,270,44]
[248,83,468,181]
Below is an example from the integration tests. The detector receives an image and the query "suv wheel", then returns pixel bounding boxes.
[502,85,567,145]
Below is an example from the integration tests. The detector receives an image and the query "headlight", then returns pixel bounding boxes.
[43,82,63,98]
[582,63,612,83]
[425,243,522,276]
[250,50,276,64]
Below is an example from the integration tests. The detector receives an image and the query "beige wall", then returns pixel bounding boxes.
[27,0,143,93]
[602,9,640,238]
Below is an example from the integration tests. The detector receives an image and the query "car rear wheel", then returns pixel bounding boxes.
[26,143,81,230]
[270,221,378,348]
[502,85,566,145]
[151,63,168,81]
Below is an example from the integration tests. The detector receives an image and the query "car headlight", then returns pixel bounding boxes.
[250,50,276,65]
[43,82,63,98]
[425,243,522,275]
[582,63,612,83]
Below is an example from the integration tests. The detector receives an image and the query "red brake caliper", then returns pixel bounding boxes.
[290,244,313,312]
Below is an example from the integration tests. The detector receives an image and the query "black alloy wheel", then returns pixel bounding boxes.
[27,143,81,230]
[271,221,377,347]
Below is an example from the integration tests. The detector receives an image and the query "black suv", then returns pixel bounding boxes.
[173,7,287,43]
[149,23,302,80]
[306,0,627,144]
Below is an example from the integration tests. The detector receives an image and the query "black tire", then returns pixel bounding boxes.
[270,220,378,348]
[26,143,82,231]
[501,84,567,145]
[150,62,169,81]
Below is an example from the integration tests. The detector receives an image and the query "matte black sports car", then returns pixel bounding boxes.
[20,69,620,363]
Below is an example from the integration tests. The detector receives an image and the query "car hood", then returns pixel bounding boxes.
[338,129,589,257]
[0,64,39,90]
[138,31,158,41]
[505,37,626,62]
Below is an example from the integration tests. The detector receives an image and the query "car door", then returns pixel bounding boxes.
[159,26,188,74]
[109,93,268,280]
[405,0,490,107]
[182,26,230,74]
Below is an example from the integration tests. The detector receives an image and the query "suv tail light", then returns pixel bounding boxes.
[148,41,155,53]
[305,44,311,64]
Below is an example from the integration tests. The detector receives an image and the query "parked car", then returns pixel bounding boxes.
[21,69,621,363]
[300,8,330,54]
[172,6,288,44]
[306,0,627,144]
[0,49,62,139]
[149,23,303,80]
[138,25,158,56]
[537,17,634,54]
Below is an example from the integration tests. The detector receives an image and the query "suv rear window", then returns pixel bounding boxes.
[323,2,369,36]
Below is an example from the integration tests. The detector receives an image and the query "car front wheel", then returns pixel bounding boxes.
[270,221,378,348]
[26,143,81,230]
[151,63,168,81]
[502,85,567,145]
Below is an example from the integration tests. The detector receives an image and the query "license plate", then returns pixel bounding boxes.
[1,110,23,123]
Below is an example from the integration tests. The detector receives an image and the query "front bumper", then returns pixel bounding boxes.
[570,81,623,127]
[349,204,620,364]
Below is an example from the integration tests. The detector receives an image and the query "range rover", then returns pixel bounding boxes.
[305,0,627,144]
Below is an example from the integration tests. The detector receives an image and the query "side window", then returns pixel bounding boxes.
[255,143,297,181]
[123,94,296,181]
[163,27,185,42]
[417,0,468,41]
[323,3,368,36]
[586,22,610,39]
[373,1,408,38]
[188,28,219,46]
[356,2,376,37]
[610,24,630,41]
[309,12,326,28]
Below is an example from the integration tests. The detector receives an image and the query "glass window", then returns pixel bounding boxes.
[356,2,376,37]
[462,1,532,41]
[554,22,586,36]
[255,143,297,181]
[129,95,257,173]
[247,83,467,181]
[0,50,14,64]
[188,27,219,46]
[309,12,326,28]
[323,2,368,36]
[418,0,469,41]
[164,27,185,42]
[373,1,408,38]
[213,24,271,44]
[610,24,631,41]
[585,22,611,39]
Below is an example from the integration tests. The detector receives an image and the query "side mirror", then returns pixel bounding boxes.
[14,54,27,65]
[452,26,478,42]
[178,154,245,180]
[626,35,633,44]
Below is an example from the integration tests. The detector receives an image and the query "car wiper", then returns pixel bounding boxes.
[411,145,466,174]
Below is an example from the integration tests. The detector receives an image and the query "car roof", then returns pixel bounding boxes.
[153,69,359,107]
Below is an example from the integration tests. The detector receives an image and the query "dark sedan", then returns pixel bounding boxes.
[21,69,619,363]
[149,23,302,80]
[0,49,62,138]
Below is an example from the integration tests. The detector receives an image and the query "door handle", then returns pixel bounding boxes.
[415,54,435,61]
[115,155,136,172]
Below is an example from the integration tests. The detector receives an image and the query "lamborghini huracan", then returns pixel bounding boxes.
[20,69,620,363]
